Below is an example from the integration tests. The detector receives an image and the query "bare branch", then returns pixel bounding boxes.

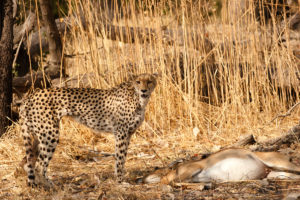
[271,102,300,123]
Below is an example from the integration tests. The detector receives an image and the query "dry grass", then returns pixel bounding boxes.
[1,0,300,199]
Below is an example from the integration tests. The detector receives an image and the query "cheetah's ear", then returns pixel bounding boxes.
[152,72,160,79]
[128,73,137,81]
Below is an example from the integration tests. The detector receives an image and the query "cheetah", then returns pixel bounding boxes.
[19,73,158,188]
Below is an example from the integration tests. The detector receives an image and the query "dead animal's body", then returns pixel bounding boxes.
[140,148,300,184]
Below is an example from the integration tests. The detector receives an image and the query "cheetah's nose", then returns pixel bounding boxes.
[141,90,147,93]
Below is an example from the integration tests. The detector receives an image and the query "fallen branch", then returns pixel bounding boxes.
[228,134,256,148]
[250,124,300,151]
[13,70,60,93]
[224,124,300,152]
[16,16,212,58]
[101,23,214,53]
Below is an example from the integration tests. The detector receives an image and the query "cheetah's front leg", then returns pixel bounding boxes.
[114,131,131,183]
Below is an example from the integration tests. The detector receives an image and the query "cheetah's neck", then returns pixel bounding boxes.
[139,96,150,109]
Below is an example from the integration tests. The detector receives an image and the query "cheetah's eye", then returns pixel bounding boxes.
[136,81,140,84]
[147,81,152,84]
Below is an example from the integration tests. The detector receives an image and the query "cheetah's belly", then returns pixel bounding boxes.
[69,115,115,133]
[67,106,146,134]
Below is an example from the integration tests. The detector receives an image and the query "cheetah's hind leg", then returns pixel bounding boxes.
[21,119,38,187]
[33,120,60,189]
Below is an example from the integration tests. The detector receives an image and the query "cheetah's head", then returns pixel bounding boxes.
[132,73,158,98]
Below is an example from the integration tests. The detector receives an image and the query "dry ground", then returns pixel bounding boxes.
[0,117,299,200]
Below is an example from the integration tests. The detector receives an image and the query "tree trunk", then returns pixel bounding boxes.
[39,0,64,77]
[0,0,13,136]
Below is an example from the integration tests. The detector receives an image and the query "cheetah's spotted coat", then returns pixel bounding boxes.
[20,73,158,188]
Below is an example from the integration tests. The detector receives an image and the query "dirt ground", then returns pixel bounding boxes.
[0,121,299,200]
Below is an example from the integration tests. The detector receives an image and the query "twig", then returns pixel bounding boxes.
[12,34,25,68]
[77,146,115,157]
[88,150,115,157]
[136,132,167,167]
[270,102,300,123]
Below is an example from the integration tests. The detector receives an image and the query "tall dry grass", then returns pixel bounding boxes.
[62,0,299,146]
